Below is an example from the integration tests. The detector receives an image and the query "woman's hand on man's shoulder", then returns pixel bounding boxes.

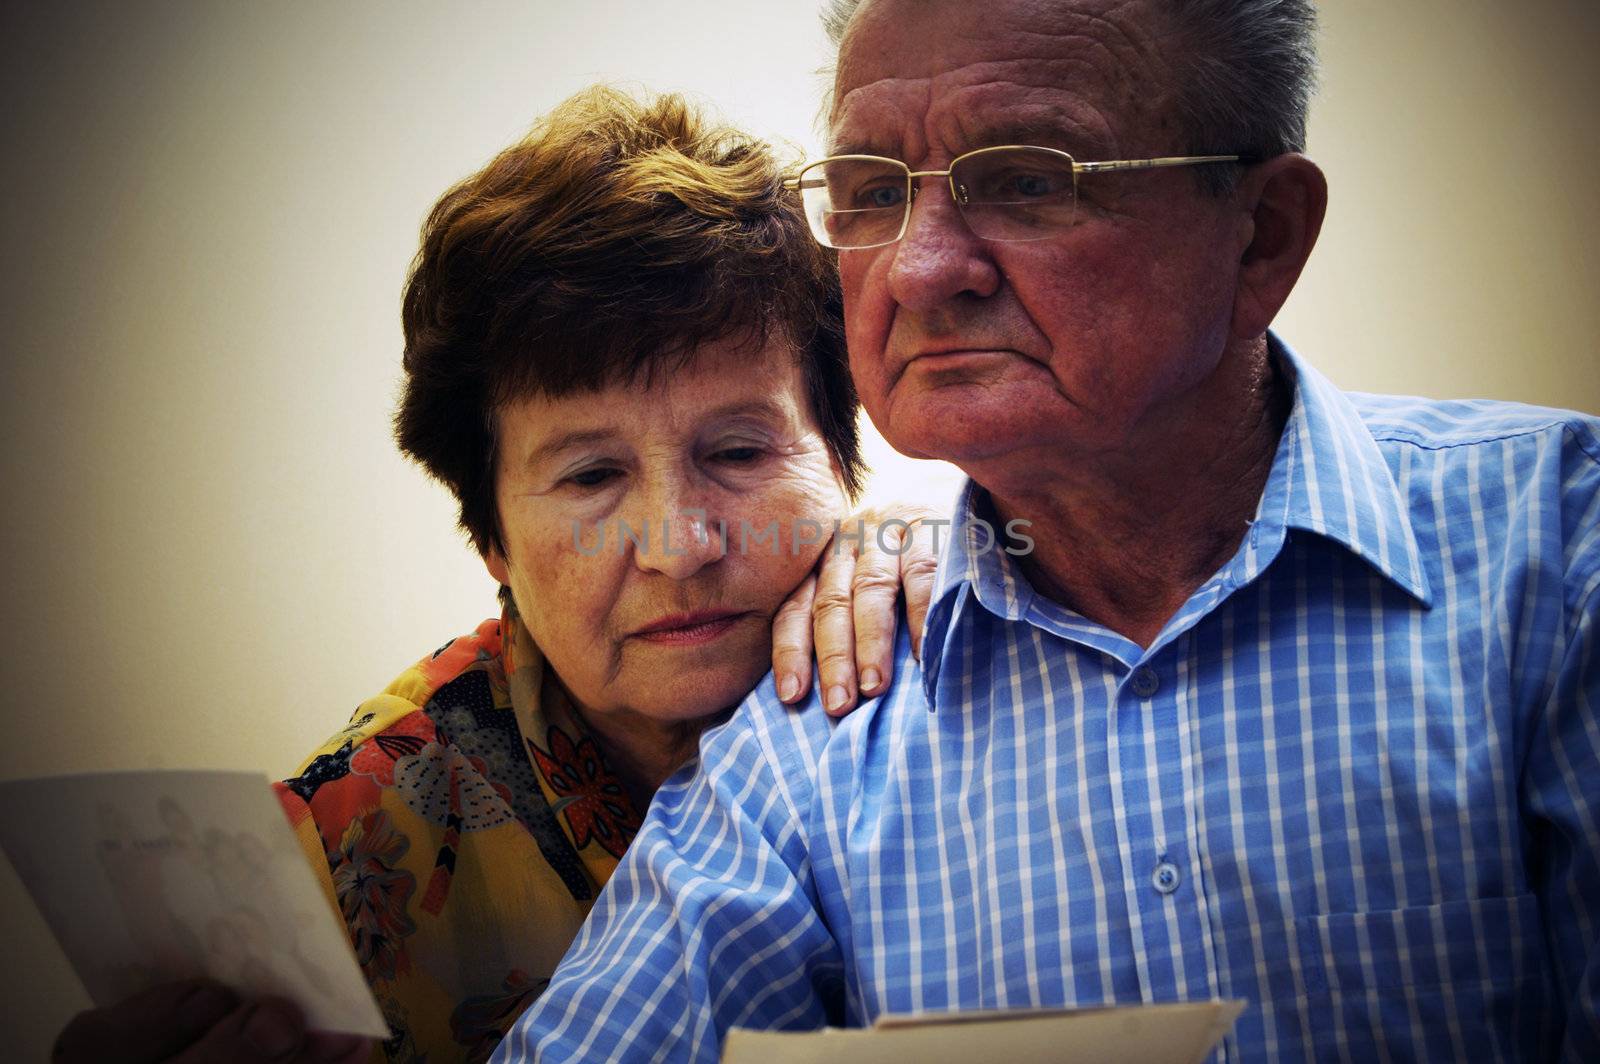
[770,502,944,716]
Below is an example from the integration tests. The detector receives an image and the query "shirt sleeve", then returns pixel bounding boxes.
[1522,435,1600,1057]
[493,701,845,1063]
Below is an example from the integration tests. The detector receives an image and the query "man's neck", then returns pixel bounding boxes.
[981,338,1290,649]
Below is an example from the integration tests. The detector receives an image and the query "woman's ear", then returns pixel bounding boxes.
[482,544,511,587]
[1230,153,1328,341]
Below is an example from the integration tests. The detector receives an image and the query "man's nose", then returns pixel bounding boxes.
[885,180,1001,312]
[627,492,726,581]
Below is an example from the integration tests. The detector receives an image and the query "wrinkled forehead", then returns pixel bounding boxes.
[830,0,1181,162]
[496,336,811,455]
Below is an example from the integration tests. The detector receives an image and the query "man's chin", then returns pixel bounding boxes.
[880,397,1052,465]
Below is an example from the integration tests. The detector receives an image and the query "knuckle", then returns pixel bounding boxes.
[772,596,812,622]
[770,639,808,661]
[816,646,855,669]
[904,517,944,544]
[851,567,901,597]
[822,535,860,561]
[812,588,854,616]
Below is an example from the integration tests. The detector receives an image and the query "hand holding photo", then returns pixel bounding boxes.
[0,770,389,1039]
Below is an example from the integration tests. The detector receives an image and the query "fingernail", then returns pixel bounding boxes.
[778,674,799,702]
[860,667,882,693]
[245,1003,301,1058]
[825,685,850,714]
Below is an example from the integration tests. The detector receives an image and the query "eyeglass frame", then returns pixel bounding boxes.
[782,144,1250,249]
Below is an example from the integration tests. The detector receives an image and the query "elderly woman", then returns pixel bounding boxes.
[52,88,936,1064]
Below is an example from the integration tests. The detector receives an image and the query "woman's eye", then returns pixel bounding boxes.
[713,447,763,464]
[567,467,621,488]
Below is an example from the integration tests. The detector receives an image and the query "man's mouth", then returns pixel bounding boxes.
[911,347,1016,361]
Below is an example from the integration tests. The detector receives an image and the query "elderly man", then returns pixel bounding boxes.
[498,0,1600,1060]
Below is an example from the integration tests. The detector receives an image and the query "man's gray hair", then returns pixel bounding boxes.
[821,0,1318,193]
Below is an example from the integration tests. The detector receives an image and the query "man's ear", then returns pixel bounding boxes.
[1231,153,1328,341]
[483,543,511,587]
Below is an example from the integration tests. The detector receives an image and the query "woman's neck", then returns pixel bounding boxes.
[567,698,715,813]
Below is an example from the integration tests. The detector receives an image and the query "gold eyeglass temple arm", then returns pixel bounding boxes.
[1075,154,1241,174]
[782,153,1245,189]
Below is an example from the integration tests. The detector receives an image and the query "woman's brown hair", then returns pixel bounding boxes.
[394,86,862,554]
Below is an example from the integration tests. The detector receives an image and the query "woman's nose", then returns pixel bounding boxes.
[628,497,727,580]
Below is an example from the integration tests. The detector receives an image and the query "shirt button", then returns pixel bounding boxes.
[1152,861,1182,895]
[1129,666,1160,698]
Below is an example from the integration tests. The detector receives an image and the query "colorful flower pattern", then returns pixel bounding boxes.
[349,712,436,787]
[329,809,417,983]
[275,611,644,1062]
[528,726,641,859]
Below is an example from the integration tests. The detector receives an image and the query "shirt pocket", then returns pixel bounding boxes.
[1289,894,1556,1060]
[1295,893,1546,995]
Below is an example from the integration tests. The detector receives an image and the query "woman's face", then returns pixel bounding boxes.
[484,335,848,722]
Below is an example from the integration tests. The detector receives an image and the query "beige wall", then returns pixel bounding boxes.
[2,0,1595,1055]
[1283,1,1600,402]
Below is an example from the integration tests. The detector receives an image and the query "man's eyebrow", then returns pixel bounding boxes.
[827,121,1112,161]
[968,119,1113,156]
[825,135,897,158]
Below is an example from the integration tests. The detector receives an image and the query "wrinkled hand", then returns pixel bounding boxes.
[53,979,372,1064]
[771,503,943,715]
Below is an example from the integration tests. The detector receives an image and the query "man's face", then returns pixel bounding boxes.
[832,0,1249,472]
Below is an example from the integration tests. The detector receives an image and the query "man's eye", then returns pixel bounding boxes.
[1013,173,1057,197]
[974,169,1066,202]
[567,467,621,488]
[714,447,763,464]
[1002,171,1063,199]
[856,183,906,210]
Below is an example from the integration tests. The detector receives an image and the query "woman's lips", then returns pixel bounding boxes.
[630,611,748,646]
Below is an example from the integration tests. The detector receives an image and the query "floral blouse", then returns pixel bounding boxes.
[275,607,644,1062]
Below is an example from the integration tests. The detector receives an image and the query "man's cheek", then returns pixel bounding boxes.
[846,340,893,416]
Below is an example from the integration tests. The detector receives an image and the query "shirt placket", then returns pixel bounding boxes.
[1105,640,1218,1014]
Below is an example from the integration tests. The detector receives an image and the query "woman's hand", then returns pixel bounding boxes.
[53,979,371,1064]
[771,504,944,715]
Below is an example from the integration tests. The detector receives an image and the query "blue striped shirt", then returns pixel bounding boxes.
[497,339,1600,1062]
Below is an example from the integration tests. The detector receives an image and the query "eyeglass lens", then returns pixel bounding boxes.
[798,147,1079,249]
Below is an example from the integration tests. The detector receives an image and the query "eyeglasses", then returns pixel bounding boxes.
[783,145,1244,250]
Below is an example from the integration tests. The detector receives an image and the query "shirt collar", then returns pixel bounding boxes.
[1252,334,1433,607]
[918,480,1033,708]
[919,332,1433,709]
